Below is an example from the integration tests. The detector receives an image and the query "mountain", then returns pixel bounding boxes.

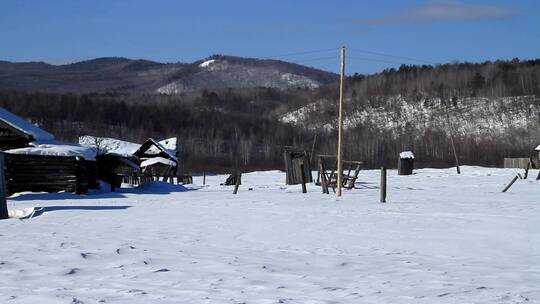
[0,55,338,93]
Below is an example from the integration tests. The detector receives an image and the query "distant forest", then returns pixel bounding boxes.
[0,58,539,172]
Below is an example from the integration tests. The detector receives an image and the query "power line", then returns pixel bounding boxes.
[348,48,433,65]
[291,56,339,64]
[347,56,408,65]
[262,48,339,59]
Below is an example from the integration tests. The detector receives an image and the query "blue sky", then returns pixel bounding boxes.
[1,0,538,74]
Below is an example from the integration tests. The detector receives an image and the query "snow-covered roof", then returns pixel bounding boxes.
[146,137,176,156]
[79,135,141,157]
[0,107,55,141]
[400,151,415,159]
[135,138,178,162]
[140,157,177,168]
[536,145,540,151]
[5,142,97,161]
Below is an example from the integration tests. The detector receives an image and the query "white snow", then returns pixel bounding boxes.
[0,107,55,141]
[140,138,178,162]
[5,143,97,160]
[79,135,141,157]
[199,59,215,68]
[535,144,540,151]
[1,167,539,303]
[145,137,177,158]
[140,157,176,167]
[400,151,415,159]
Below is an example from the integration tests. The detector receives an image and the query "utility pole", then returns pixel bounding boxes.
[337,46,345,197]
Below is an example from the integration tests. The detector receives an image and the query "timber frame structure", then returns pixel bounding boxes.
[315,155,362,192]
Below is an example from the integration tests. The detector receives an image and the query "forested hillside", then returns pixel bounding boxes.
[0,58,538,171]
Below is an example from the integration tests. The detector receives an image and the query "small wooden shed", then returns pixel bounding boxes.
[283,148,312,185]
[398,151,414,175]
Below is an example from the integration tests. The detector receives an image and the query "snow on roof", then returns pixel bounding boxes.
[146,137,176,156]
[0,107,55,141]
[400,151,415,159]
[199,59,215,68]
[136,138,178,162]
[140,157,177,168]
[536,145,540,151]
[79,135,141,157]
[5,142,97,161]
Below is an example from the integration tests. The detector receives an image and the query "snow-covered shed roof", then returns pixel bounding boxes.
[134,138,178,162]
[140,157,177,168]
[536,145,540,151]
[79,135,141,157]
[400,151,415,159]
[0,107,55,141]
[5,142,97,161]
[147,137,177,156]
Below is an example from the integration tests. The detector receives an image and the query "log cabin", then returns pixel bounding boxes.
[0,107,97,194]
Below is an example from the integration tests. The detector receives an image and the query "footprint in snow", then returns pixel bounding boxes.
[66,268,80,275]
[153,268,170,273]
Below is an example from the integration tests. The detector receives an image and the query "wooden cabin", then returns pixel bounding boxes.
[134,138,178,181]
[80,136,179,186]
[0,107,55,150]
[0,107,97,194]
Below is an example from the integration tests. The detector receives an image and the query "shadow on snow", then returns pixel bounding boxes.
[9,181,197,202]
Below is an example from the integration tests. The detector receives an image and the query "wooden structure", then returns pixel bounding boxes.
[3,153,96,195]
[223,174,241,186]
[0,153,8,220]
[134,138,178,183]
[0,107,55,150]
[316,155,362,191]
[283,149,312,185]
[398,151,414,175]
[95,154,141,189]
[0,107,99,195]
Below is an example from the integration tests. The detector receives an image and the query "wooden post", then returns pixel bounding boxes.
[203,172,206,185]
[233,173,241,195]
[337,46,346,197]
[502,175,519,192]
[310,133,317,164]
[300,163,307,194]
[319,161,329,194]
[537,170,540,181]
[524,162,530,179]
[380,166,387,203]
[0,153,8,220]
[446,112,461,174]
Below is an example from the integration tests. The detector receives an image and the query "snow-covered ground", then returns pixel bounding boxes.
[1,167,539,303]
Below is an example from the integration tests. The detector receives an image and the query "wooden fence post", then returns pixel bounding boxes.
[319,162,329,194]
[300,163,307,194]
[203,172,206,185]
[524,162,530,179]
[233,173,241,195]
[0,153,8,220]
[502,175,519,192]
[380,166,387,203]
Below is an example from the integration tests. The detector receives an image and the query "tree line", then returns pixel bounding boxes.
[0,58,538,172]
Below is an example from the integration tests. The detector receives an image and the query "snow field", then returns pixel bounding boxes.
[0,167,539,303]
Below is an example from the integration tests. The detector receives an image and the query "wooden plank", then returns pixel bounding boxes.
[0,153,8,220]
[380,166,387,203]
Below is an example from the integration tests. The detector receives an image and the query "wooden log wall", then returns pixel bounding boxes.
[4,154,96,195]
[284,149,313,185]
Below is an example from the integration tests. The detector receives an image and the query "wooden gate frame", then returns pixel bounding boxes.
[316,155,363,191]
